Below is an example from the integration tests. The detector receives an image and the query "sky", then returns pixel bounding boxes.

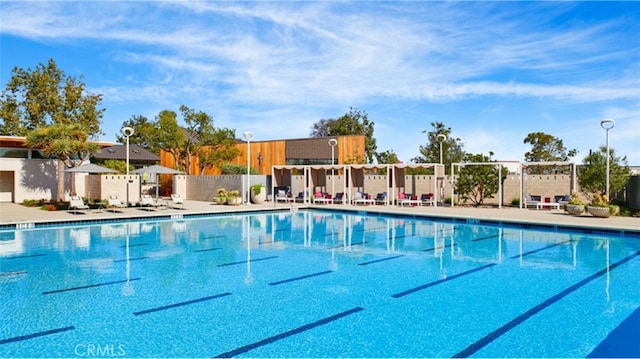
[1,1,639,165]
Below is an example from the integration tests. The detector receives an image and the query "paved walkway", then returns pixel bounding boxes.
[1,200,638,232]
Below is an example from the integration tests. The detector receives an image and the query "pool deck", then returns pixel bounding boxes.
[1,200,638,233]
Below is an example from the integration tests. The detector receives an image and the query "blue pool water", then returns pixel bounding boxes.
[1,210,639,358]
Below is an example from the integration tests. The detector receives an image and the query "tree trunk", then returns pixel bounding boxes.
[57,160,65,201]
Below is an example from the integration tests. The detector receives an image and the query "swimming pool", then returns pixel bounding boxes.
[1,210,639,358]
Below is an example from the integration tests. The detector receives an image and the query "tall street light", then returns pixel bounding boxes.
[600,119,615,201]
[243,131,254,204]
[328,138,337,196]
[436,134,447,164]
[121,126,134,207]
[436,134,446,204]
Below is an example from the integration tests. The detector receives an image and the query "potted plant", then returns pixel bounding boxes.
[586,191,613,218]
[215,188,228,205]
[226,190,242,205]
[564,193,585,216]
[250,184,267,204]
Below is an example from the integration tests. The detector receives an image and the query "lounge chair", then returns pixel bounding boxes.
[333,192,347,204]
[170,194,185,209]
[314,192,332,204]
[107,195,127,212]
[140,194,164,210]
[420,193,435,206]
[374,192,388,205]
[68,195,89,214]
[398,193,421,207]
[525,194,541,209]
[275,189,293,203]
[353,192,374,205]
[295,191,308,203]
[555,194,571,205]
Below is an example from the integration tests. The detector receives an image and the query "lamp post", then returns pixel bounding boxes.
[121,126,134,207]
[600,119,615,201]
[436,134,446,204]
[328,138,337,196]
[243,131,254,204]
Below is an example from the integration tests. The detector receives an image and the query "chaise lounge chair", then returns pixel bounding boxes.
[353,192,374,205]
[420,193,435,206]
[314,192,332,204]
[275,190,293,203]
[333,192,347,204]
[68,195,90,214]
[140,194,164,210]
[170,194,185,209]
[107,195,127,212]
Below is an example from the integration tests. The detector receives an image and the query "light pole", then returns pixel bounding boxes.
[600,119,615,201]
[328,138,337,196]
[243,131,254,204]
[436,134,446,204]
[121,126,134,207]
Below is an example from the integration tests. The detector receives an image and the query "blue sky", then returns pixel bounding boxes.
[1,1,639,165]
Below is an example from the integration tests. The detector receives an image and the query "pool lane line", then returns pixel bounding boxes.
[472,233,503,242]
[269,270,333,286]
[423,243,457,252]
[328,240,367,249]
[393,240,574,298]
[391,264,496,298]
[213,307,364,358]
[193,247,223,253]
[0,270,27,277]
[120,243,148,248]
[358,255,405,266]
[113,256,149,263]
[42,278,141,295]
[217,255,279,267]
[3,253,47,260]
[321,232,340,236]
[452,250,640,358]
[509,239,571,259]
[133,292,232,316]
[0,326,75,345]
[202,235,226,239]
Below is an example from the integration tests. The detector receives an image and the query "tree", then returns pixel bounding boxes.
[0,59,103,137]
[454,152,508,207]
[1,59,104,200]
[578,146,631,200]
[150,110,186,172]
[197,128,242,174]
[523,132,577,174]
[116,115,155,151]
[412,122,465,174]
[179,105,215,174]
[25,123,100,199]
[310,107,377,163]
[375,149,400,164]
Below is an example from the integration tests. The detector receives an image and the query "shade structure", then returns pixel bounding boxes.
[131,165,183,198]
[65,163,118,173]
[131,165,183,175]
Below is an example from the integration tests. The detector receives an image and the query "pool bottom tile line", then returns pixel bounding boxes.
[452,250,640,358]
[0,326,75,345]
[133,292,232,316]
[213,307,364,358]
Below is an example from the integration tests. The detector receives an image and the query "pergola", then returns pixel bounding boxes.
[272,163,444,206]
[519,161,576,209]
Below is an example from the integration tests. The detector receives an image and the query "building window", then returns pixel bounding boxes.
[0,148,28,158]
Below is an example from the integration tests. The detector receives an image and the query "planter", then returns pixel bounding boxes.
[587,206,611,218]
[250,186,267,204]
[227,197,242,206]
[565,204,585,216]
[214,197,226,205]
